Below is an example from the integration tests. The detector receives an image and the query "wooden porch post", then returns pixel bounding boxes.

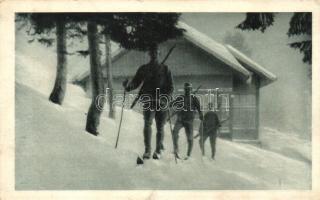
[229,93,234,140]
[255,78,260,140]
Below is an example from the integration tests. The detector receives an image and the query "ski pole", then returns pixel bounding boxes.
[115,90,126,149]
[167,108,177,164]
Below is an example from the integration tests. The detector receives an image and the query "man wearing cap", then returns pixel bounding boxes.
[123,46,174,160]
[170,82,203,160]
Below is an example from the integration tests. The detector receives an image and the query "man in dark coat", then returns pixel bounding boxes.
[123,46,174,160]
[198,102,221,160]
[171,82,203,160]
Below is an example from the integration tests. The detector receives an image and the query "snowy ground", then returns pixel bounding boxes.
[15,82,311,190]
[15,27,311,190]
[260,127,311,165]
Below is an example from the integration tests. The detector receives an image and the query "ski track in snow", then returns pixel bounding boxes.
[14,28,311,190]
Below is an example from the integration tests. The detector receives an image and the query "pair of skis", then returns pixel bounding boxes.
[136,154,161,165]
[136,153,185,165]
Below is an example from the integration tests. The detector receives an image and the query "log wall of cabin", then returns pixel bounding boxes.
[231,74,260,140]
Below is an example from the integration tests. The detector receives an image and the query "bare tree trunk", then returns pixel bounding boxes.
[85,21,106,135]
[49,20,67,105]
[104,32,115,119]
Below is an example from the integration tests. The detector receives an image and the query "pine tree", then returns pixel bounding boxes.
[85,20,106,135]
[236,13,275,33]
[49,17,68,104]
[237,12,312,74]
[287,13,311,65]
[103,32,115,119]
[110,13,184,58]
[70,13,122,134]
[17,13,70,105]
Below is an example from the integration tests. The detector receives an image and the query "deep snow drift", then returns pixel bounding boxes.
[15,27,311,190]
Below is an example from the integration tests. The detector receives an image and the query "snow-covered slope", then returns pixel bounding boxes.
[15,82,311,189]
[16,81,310,189]
[15,27,311,190]
[260,127,311,164]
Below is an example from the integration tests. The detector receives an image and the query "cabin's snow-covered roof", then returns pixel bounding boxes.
[177,21,251,79]
[74,21,276,87]
[226,45,277,86]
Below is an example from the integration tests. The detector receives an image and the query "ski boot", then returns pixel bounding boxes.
[143,151,151,159]
[87,131,99,136]
[174,151,181,160]
[137,156,144,165]
[152,151,161,160]
[153,145,162,159]
[184,156,190,160]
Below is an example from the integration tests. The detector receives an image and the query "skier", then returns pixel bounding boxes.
[171,82,203,160]
[197,102,222,160]
[122,45,174,160]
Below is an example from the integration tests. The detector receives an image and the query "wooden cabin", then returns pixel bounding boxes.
[73,21,277,142]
